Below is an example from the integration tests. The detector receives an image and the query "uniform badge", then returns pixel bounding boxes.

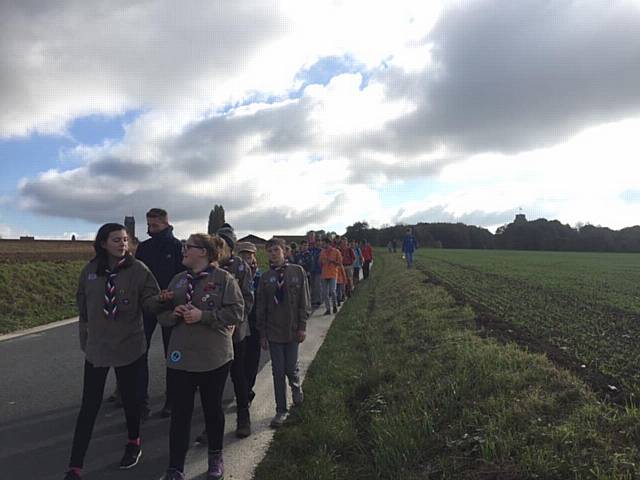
[176,278,187,288]
[239,264,244,272]
[170,351,182,363]
[166,254,172,259]
[208,300,216,308]
[201,294,211,303]
[269,277,276,283]
[122,298,130,305]
[87,273,97,280]
[204,282,216,292]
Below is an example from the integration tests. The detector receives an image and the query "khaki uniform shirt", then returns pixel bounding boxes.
[154,266,244,372]
[256,264,311,343]
[219,255,254,343]
[77,259,160,367]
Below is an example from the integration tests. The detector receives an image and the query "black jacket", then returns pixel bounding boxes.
[135,227,185,289]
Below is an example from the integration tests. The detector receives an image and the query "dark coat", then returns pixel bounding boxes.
[135,226,185,289]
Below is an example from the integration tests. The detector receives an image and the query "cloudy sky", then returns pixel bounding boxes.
[2,0,640,240]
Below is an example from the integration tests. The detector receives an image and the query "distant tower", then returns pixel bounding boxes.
[514,208,527,224]
[124,216,135,239]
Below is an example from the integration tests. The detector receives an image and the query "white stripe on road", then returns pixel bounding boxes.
[0,316,78,342]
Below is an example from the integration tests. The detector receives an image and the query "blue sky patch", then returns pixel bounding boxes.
[295,54,370,91]
[68,110,141,145]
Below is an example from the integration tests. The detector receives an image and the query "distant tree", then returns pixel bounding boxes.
[345,221,370,242]
[208,205,226,234]
[71,234,76,241]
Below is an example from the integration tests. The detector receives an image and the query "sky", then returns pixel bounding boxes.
[1,0,640,241]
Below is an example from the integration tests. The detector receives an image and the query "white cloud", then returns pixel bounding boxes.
[397,117,640,230]
[0,0,290,137]
[6,0,640,238]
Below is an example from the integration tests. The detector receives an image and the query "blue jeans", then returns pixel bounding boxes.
[268,341,301,413]
[405,251,414,268]
[322,277,337,311]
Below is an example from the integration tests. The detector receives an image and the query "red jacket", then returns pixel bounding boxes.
[340,246,356,266]
[362,245,373,261]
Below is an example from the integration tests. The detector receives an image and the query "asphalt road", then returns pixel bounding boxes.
[0,321,267,480]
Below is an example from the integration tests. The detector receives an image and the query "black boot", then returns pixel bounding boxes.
[236,408,251,438]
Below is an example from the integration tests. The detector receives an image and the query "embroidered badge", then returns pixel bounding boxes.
[170,351,182,363]
[87,273,97,280]
[176,278,187,288]
[269,277,276,283]
[208,300,216,308]
[239,264,244,272]
[204,282,216,292]
[122,298,130,305]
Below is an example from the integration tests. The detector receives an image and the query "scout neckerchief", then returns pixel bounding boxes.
[270,262,288,305]
[186,270,209,304]
[103,256,129,319]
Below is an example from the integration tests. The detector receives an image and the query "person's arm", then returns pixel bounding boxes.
[156,275,182,326]
[239,260,254,319]
[200,274,244,329]
[255,276,267,336]
[298,268,311,327]
[140,265,161,313]
[76,268,88,352]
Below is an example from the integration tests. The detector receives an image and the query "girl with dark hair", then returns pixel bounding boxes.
[154,233,244,480]
[63,223,160,480]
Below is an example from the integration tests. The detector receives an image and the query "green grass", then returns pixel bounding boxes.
[412,249,640,397]
[0,261,85,333]
[254,250,640,479]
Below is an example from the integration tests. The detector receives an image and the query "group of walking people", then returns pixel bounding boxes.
[63,208,374,480]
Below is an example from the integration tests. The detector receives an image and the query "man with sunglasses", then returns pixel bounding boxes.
[134,208,185,419]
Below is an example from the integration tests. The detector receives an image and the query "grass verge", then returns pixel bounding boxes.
[0,261,85,334]
[254,252,640,479]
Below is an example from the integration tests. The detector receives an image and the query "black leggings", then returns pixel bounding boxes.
[169,362,231,471]
[230,339,249,411]
[69,355,144,468]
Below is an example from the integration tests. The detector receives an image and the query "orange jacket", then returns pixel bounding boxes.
[319,247,342,279]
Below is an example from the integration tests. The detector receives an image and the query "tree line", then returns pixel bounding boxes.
[344,218,640,253]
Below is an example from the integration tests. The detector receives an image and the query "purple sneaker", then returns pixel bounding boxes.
[207,451,224,480]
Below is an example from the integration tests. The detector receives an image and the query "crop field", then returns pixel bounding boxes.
[0,239,95,263]
[413,248,640,399]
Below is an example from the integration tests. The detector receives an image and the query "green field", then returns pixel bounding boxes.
[256,250,640,479]
[0,248,269,334]
[413,249,640,399]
